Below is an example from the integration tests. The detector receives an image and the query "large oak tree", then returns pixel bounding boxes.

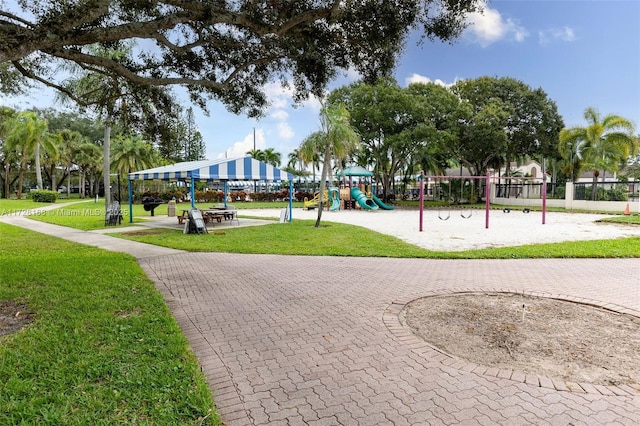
[1,0,483,115]
[452,76,564,178]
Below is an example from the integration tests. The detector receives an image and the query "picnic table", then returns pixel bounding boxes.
[204,206,239,225]
[176,206,239,226]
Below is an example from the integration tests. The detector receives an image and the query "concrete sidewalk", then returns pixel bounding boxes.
[2,213,639,425]
[1,214,183,258]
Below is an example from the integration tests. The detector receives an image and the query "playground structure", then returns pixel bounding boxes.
[303,165,395,212]
[303,185,391,211]
[303,187,343,211]
[418,171,548,231]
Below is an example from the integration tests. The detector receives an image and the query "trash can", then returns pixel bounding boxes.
[167,199,176,217]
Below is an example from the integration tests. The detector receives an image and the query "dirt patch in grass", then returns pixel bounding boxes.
[122,230,166,236]
[400,293,640,386]
[0,300,35,337]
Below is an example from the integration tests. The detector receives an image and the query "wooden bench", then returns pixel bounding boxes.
[177,210,188,225]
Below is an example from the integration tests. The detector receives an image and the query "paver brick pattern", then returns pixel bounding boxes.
[140,254,640,425]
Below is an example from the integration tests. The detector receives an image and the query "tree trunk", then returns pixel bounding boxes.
[35,142,43,190]
[67,165,72,199]
[591,172,599,201]
[103,125,111,206]
[315,147,331,227]
[50,165,57,191]
[3,163,10,199]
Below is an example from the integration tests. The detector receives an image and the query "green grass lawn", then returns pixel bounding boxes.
[3,198,639,258]
[0,223,219,425]
[0,198,80,213]
[0,199,303,231]
[114,219,640,259]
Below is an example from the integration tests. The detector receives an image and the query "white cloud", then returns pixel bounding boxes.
[277,122,294,140]
[217,129,265,159]
[538,26,577,45]
[465,6,528,47]
[404,73,457,88]
[270,110,289,121]
[302,92,323,112]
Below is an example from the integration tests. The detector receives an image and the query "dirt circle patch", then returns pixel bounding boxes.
[399,293,640,387]
[1,300,35,338]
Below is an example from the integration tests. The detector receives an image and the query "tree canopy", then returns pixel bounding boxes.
[559,107,637,199]
[452,76,564,177]
[1,0,482,116]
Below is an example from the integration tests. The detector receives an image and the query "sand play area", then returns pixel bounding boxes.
[242,207,640,252]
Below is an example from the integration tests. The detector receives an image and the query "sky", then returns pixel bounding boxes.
[2,0,639,166]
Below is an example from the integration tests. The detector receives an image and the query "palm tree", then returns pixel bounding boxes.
[111,134,158,177]
[0,106,17,198]
[262,148,281,167]
[111,133,160,202]
[300,103,360,227]
[560,107,637,200]
[57,129,86,198]
[5,111,49,196]
[75,142,102,198]
[40,131,61,190]
[246,148,265,161]
[558,136,582,183]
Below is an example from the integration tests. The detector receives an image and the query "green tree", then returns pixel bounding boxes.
[300,103,360,227]
[285,148,309,177]
[406,82,466,177]
[75,143,103,198]
[182,108,206,162]
[111,134,159,178]
[560,107,638,200]
[57,44,181,205]
[453,77,564,177]
[4,111,49,196]
[246,149,266,162]
[298,142,322,187]
[262,148,282,167]
[0,106,17,198]
[40,131,62,190]
[57,129,87,198]
[2,1,482,117]
[329,79,419,199]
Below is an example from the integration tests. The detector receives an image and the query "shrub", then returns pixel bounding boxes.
[30,189,58,203]
[606,186,628,201]
[162,189,185,202]
[295,191,313,202]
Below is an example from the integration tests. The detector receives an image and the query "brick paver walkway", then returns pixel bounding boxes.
[140,254,640,425]
[3,211,639,425]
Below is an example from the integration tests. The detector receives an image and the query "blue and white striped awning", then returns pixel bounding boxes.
[128,157,295,181]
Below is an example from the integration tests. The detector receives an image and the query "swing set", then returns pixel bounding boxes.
[416,171,548,231]
[436,177,475,220]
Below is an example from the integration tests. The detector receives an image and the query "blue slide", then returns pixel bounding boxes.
[328,187,340,211]
[350,187,379,210]
[372,194,394,210]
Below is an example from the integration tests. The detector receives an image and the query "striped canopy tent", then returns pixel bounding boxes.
[127,157,296,223]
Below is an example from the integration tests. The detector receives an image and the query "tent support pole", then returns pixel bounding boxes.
[289,180,293,222]
[190,178,195,208]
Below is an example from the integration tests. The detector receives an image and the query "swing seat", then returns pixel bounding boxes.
[523,208,530,213]
[460,209,472,219]
[503,208,511,213]
[438,210,451,221]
